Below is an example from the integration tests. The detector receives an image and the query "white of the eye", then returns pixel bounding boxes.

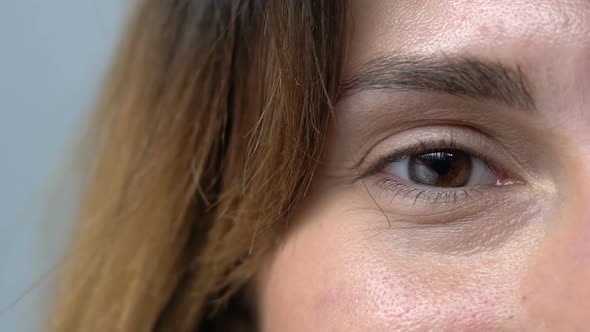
[383,158,410,180]
[466,157,497,186]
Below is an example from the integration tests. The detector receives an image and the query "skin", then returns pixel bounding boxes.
[258,1,590,331]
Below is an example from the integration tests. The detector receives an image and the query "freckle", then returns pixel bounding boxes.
[521,295,528,302]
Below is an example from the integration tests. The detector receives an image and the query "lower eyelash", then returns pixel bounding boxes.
[373,175,484,206]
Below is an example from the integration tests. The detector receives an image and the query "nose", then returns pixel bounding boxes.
[519,166,590,330]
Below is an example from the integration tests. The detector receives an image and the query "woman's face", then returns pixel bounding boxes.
[258,1,590,331]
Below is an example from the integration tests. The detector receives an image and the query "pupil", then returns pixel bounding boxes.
[408,150,472,187]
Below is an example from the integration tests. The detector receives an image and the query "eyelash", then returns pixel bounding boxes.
[370,177,485,206]
[358,138,506,205]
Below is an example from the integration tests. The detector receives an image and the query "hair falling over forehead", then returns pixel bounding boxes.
[50,0,347,331]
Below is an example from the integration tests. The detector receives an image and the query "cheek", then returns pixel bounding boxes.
[257,212,524,332]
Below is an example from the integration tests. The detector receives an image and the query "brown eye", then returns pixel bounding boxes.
[383,149,499,188]
[409,150,471,187]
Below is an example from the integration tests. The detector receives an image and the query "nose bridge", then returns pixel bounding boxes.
[562,151,590,264]
[519,157,590,329]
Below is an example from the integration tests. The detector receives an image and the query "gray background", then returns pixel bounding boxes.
[0,1,126,331]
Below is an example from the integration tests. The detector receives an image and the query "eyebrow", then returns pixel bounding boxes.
[339,54,535,111]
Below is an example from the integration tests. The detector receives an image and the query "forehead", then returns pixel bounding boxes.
[348,0,590,64]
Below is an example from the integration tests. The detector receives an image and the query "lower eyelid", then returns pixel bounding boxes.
[373,176,477,203]
[367,173,522,212]
[363,175,515,224]
[364,177,480,222]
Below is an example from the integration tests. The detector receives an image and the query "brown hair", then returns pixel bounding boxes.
[50,0,347,331]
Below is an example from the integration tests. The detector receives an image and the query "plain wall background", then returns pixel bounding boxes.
[0,1,127,331]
